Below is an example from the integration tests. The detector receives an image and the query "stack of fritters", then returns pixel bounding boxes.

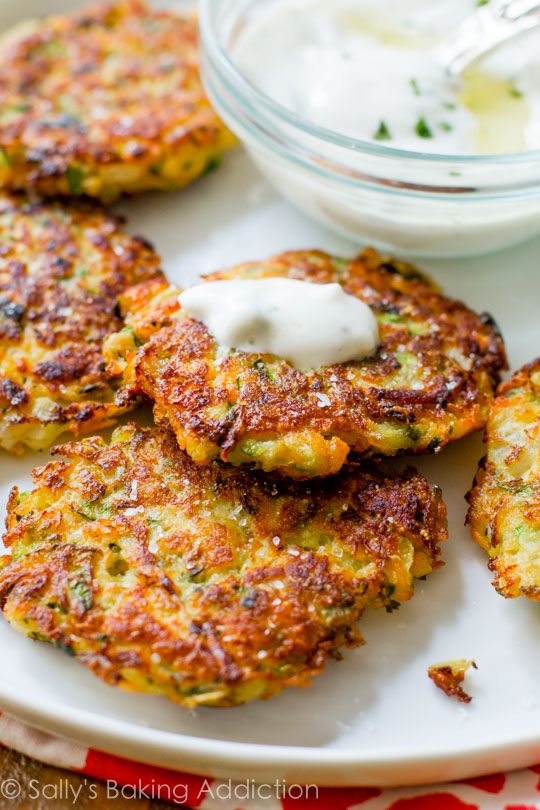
[0,0,512,708]
[0,232,509,705]
[105,248,506,477]
[1,241,509,705]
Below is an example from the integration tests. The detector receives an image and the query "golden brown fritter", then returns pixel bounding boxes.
[0,0,235,201]
[0,423,447,708]
[467,359,540,600]
[0,193,164,453]
[104,248,506,479]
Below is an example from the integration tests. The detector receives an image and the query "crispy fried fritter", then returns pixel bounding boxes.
[0,423,447,708]
[0,193,163,453]
[104,248,506,479]
[0,0,235,201]
[467,359,540,600]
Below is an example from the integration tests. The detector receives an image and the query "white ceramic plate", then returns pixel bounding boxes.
[1,0,540,789]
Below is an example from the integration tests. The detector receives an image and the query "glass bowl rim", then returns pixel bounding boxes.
[199,0,540,168]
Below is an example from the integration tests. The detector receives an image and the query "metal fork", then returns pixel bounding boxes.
[439,0,540,77]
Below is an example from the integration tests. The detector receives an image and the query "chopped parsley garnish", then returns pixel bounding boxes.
[373,120,392,141]
[410,78,421,96]
[509,86,524,99]
[415,117,433,138]
[443,101,457,111]
[438,121,453,132]
[477,0,489,6]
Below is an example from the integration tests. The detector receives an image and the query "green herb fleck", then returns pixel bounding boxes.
[443,101,457,111]
[202,156,221,176]
[332,257,350,273]
[449,170,462,177]
[55,639,75,657]
[107,557,129,577]
[69,579,93,611]
[66,166,84,195]
[122,325,144,348]
[410,78,421,96]
[0,147,11,167]
[72,502,96,521]
[46,601,67,615]
[29,631,49,642]
[438,121,453,132]
[378,312,401,324]
[184,684,214,697]
[415,117,433,138]
[509,86,524,99]
[252,358,276,382]
[253,359,268,375]
[477,0,489,6]
[373,120,392,141]
[406,425,421,443]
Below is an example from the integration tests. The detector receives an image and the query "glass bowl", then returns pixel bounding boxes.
[199,0,540,258]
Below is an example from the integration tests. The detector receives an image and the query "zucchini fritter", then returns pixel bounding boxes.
[0,423,447,708]
[0,193,163,453]
[467,359,540,600]
[0,0,235,201]
[105,248,506,479]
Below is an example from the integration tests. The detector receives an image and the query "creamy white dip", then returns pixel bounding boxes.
[233,0,540,155]
[179,278,379,372]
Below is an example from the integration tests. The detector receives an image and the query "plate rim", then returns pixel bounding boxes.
[1,676,540,787]
[0,0,540,788]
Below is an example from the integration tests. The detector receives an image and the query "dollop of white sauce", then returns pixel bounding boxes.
[179,278,379,372]
[233,0,540,155]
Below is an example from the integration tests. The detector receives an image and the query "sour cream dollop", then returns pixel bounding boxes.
[179,278,379,372]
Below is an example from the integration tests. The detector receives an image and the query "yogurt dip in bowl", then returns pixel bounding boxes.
[200,0,540,258]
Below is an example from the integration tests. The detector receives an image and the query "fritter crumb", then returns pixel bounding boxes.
[428,659,477,703]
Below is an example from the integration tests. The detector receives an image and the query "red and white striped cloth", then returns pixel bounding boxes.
[0,712,539,809]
